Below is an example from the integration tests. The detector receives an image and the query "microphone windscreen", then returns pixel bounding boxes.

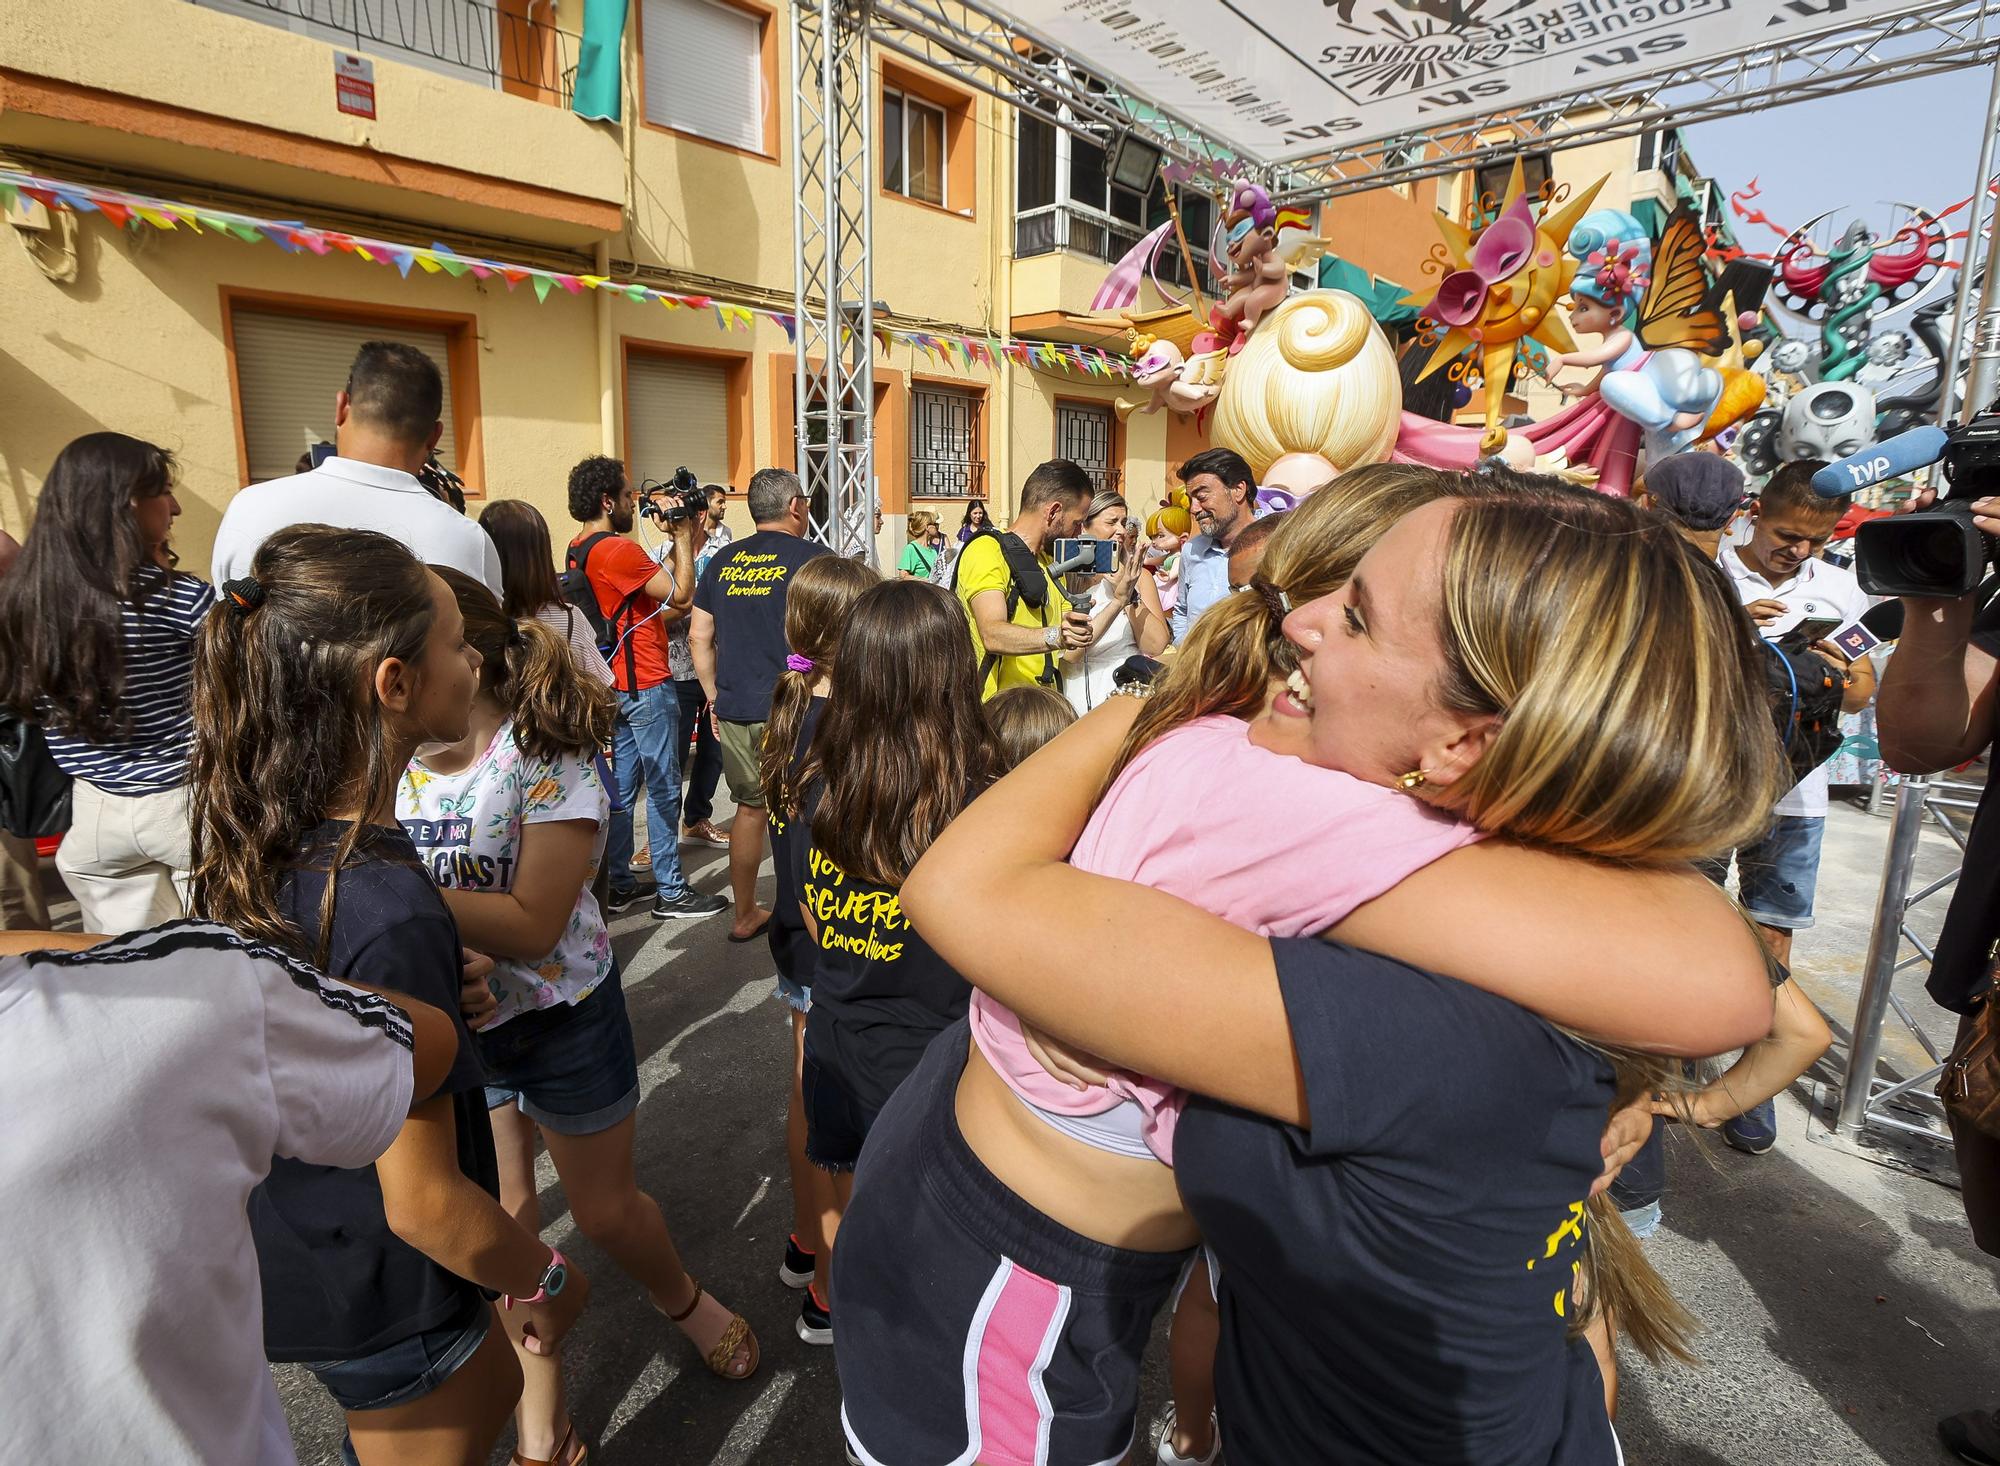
[1809,426,1949,498]
[1859,600,1904,641]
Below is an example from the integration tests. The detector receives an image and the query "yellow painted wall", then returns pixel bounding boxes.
[0,0,624,231]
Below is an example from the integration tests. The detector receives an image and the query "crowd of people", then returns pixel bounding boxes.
[3,334,1999,1466]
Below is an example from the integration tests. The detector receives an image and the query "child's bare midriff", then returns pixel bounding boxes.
[953,1034,1201,1254]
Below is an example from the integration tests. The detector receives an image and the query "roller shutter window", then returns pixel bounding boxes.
[642,0,764,152]
[231,309,458,483]
[627,353,731,489]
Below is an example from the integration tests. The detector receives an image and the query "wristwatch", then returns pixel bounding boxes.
[1043,625,1062,649]
[504,1248,569,1310]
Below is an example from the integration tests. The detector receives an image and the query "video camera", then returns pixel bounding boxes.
[1818,410,2000,597]
[639,466,710,526]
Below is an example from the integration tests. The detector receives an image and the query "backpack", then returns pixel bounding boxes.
[1761,637,1849,792]
[951,528,1060,689]
[562,532,641,685]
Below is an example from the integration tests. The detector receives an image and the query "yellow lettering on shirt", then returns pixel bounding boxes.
[717,552,791,597]
[802,846,906,963]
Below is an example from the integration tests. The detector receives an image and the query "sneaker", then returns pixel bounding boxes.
[1940,1409,2000,1465]
[650,887,730,921]
[1155,1404,1220,1466]
[1722,1098,1778,1156]
[682,820,732,849]
[604,878,657,915]
[779,1233,816,1290]
[797,1284,832,1346]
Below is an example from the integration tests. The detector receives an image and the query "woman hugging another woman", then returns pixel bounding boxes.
[834,465,1783,1466]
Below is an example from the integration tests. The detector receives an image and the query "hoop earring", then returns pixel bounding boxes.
[1397,769,1428,792]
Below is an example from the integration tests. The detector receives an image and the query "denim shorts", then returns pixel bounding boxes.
[478,961,640,1135]
[305,1307,491,1415]
[802,1045,881,1173]
[774,973,812,1014]
[1700,814,1826,930]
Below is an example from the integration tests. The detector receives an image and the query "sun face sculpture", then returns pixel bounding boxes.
[1406,161,1608,452]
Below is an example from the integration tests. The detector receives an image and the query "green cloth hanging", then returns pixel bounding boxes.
[572,0,628,123]
[1318,254,1421,329]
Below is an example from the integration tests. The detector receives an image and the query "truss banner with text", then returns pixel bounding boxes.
[998,0,1907,159]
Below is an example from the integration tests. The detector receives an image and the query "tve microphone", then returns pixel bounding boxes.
[1810,426,1949,498]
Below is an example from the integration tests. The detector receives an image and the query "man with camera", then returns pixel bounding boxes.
[691,468,828,942]
[1874,477,2000,1464]
[566,456,729,922]
[953,460,1095,699]
[646,478,733,853]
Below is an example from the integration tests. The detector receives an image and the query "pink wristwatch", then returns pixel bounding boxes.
[503,1248,569,1310]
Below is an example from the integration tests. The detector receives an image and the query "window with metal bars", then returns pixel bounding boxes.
[1055,402,1118,492]
[909,386,983,498]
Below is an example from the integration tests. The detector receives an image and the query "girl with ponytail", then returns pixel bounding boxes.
[190,526,589,1466]
[755,554,880,1328]
[397,570,759,1466]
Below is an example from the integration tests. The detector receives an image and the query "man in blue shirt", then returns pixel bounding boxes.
[1168,447,1261,641]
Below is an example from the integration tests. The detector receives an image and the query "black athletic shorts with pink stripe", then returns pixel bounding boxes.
[832,1021,1191,1466]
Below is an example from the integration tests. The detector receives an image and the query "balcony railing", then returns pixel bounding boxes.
[189,0,578,107]
[910,459,986,500]
[1016,203,1213,292]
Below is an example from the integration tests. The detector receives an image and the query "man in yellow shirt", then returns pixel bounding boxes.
[953,460,1093,698]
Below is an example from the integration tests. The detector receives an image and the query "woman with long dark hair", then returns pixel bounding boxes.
[957,498,992,543]
[0,433,214,933]
[789,578,995,1343]
[479,499,613,687]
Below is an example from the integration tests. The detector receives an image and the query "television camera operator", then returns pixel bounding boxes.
[1866,409,2000,1465]
[564,456,728,922]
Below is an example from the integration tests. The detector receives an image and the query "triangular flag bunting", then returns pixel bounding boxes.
[532,275,554,303]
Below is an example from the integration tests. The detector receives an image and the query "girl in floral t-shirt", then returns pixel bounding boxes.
[400,570,759,1466]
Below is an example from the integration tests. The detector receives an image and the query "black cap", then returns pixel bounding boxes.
[1644,453,1745,532]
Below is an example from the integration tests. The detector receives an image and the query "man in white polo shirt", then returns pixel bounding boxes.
[1710,457,1875,1154]
[211,341,501,596]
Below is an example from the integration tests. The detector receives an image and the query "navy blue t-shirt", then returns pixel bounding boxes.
[692,530,829,723]
[1174,938,1620,1465]
[767,696,826,988]
[250,821,498,1362]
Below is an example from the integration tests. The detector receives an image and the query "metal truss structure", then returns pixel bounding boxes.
[791,0,878,562]
[1836,778,1981,1146]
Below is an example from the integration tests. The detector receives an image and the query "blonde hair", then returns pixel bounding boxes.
[986,684,1078,772]
[1211,290,1403,479]
[1115,462,1458,778]
[1427,485,1784,862]
[1146,503,1192,539]
[908,510,940,537]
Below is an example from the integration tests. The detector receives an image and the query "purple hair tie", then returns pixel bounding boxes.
[786,653,815,674]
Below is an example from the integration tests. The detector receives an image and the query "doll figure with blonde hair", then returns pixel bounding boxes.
[1212,290,1541,492]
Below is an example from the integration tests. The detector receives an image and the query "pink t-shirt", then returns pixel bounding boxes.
[968,714,1482,1163]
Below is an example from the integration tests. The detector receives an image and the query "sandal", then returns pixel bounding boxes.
[662,1278,760,1381]
[513,1420,587,1466]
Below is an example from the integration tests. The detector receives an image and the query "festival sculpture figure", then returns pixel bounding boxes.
[1544,208,1726,455]
[1406,162,1607,453]
[1117,334,1225,421]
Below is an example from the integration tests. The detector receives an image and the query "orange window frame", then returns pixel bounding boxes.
[218,286,486,494]
[633,0,782,163]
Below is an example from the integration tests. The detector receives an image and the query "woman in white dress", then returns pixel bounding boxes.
[1063,489,1172,715]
